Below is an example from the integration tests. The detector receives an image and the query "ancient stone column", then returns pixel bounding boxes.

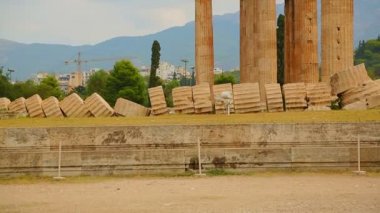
[321,0,354,82]
[240,0,277,101]
[285,0,319,83]
[195,0,214,85]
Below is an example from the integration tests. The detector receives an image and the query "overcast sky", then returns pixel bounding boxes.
[0,0,285,45]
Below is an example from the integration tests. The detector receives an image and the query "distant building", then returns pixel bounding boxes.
[157,61,176,80]
[214,67,223,75]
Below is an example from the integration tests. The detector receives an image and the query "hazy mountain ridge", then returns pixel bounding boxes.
[0,1,379,80]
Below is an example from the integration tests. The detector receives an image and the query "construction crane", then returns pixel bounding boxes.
[64,52,132,72]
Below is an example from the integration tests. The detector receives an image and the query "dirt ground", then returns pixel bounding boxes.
[0,174,379,213]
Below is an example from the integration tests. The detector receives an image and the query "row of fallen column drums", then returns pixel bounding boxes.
[149,82,332,116]
[0,93,150,118]
[148,63,380,116]
[1,63,378,118]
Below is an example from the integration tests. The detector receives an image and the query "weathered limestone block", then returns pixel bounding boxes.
[233,83,263,113]
[25,94,45,118]
[41,96,64,118]
[282,83,307,112]
[172,87,194,114]
[342,100,367,110]
[59,93,92,118]
[213,83,235,114]
[84,93,114,117]
[195,0,214,85]
[114,98,150,117]
[8,97,27,115]
[321,0,354,82]
[148,86,168,116]
[265,84,284,112]
[341,81,380,107]
[192,83,213,114]
[367,94,380,109]
[306,83,332,109]
[0,97,10,111]
[330,63,371,95]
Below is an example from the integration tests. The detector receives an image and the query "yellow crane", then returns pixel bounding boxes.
[64,52,132,72]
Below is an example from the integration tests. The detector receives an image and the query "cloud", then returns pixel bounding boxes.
[0,0,284,45]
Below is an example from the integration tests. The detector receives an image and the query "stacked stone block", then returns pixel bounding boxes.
[306,83,332,111]
[213,83,234,114]
[367,94,380,109]
[192,83,213,114]
[282,83,307,112]
[42,97,64,118]
[25,94,45,118]
[0,98,10,111]
[233,83,262,114]
[330,63,371,95]
[59,93,92,118]
[148,86,168,116]
[172,87,194,114]
[8,97,27,115]
[114,98,150,117]
[84,93,114,117]
[265,84,284,113]
[341,81,380,107]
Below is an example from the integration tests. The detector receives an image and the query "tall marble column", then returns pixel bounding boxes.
[240,0,277,101]
[285,0,319,83]
[195,0,214,85]
[321,0,354,82]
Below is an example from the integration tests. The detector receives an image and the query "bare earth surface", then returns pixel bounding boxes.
[0,174,379,213]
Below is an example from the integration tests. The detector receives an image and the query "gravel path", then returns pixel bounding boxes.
[0,174,379,213]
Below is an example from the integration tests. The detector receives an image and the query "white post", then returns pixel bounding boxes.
[354,134,366,175]
[197,137,202,175]
[358,135,361,172]
[54,141,65,180]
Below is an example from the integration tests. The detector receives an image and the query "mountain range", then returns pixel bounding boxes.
[0,1,379,80]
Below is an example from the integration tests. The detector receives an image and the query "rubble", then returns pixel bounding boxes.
[59,93,92,117]
[148,86,168,116]
[192,83,213,114]
[265,84,284,112]
[0,97,10,111]
[41,96,64,118]
[282,83,307,112]
[25,94,45,118]
[172,87,194,114]
[233,83,263,113]
[306,82,332,110]
[213,83,234,114]
[8,97,27,115]
[114,98,150,117]
[84,93,114,117]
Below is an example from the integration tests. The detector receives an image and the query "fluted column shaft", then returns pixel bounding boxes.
[195,0,214,85]
[321,0,354,82]
[240,0,277,101]
[285,0,319,83]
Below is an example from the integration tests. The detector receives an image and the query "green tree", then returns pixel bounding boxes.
[0,67,12,98]
[11,80,38,100]
[214,73,236,85]
[277,14,285,85]
[86,70,109,97]
[149,40,161,88]
[37,75,64,99]
[355,37,380,79]
[105,60,148,106]
[163,80,180,107]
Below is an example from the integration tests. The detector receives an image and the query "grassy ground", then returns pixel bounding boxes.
[0,109,379,128]
[0,170,379,185]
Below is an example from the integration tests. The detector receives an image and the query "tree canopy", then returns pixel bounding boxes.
[86,70,109,97]
[355,37,380,79]
[214,73,237,85]
[104,60,148,106]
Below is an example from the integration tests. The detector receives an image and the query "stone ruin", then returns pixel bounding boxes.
[172,86,194,114]
[192,83,213,114]
[148,86,168,116]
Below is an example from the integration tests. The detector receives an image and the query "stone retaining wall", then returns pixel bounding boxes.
[0,122,379,176]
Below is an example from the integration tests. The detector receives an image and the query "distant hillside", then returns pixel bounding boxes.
[0,1,379,80]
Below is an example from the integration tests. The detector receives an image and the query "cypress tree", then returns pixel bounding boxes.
[149,40,161,88]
